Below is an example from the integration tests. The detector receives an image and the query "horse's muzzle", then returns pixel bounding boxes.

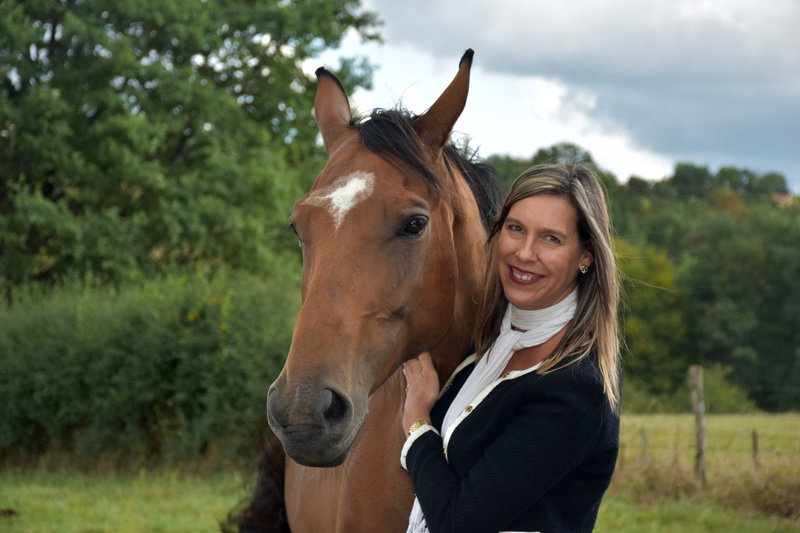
[267,383,360,467]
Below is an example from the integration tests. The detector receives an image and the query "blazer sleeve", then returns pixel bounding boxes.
[404,363,610,533]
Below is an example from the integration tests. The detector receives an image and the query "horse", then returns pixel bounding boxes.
[225,48,502,533]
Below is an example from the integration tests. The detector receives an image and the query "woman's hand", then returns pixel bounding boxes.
[402,352,440,434]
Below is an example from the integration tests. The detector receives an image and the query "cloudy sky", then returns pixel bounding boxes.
[313,0,800,192]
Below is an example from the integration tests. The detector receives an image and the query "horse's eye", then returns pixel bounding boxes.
[289,222,303,248]
[401,216,428,237]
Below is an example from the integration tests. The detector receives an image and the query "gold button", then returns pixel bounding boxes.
[465,405,473,412]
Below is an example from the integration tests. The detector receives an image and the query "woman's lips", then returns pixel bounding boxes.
[509,265,544,284]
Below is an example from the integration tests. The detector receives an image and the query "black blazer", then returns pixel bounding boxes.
[404,353,620,533]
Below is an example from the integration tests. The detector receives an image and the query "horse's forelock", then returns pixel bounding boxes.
[355,109,441,193]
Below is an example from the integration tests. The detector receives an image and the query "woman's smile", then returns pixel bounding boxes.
[508,265,543,284]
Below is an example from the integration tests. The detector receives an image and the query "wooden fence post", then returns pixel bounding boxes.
[752,429,761,470]
[641,428,649,458]
[689,364,708,487]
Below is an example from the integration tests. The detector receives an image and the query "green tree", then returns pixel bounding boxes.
[484,154,528,190]
[751,171,789,197]
[487,142,602,190]
[714,166,751,195]
[625,176,652,198]
[669,162,712,201]
[617,239,688,394]
[0,0,379,296]
[530,142,596,168]
[713,166,788,199]
[678,204,800,410]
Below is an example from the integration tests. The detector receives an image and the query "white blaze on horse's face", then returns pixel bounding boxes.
[306,171,375,231]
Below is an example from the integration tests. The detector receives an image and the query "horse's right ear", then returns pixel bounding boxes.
[314,68,353,154]
[413,49,474,155]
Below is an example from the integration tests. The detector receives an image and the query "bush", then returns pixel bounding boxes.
[0,268,300,469]
[699,363,760,414]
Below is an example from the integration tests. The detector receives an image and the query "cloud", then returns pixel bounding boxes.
[369,0,798,84]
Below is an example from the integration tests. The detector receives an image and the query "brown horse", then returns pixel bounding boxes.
[226,49,501,533]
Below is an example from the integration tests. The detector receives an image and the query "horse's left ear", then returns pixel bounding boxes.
[414,49,474,154]
[314,67,354,154]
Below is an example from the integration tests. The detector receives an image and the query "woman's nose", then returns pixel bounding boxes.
[515,238,538,262]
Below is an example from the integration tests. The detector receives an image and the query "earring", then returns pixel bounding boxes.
[579,265,588,274]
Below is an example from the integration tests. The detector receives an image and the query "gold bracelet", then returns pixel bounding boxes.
[406,420,431,439]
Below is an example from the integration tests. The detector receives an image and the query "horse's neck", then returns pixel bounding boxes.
[429,304,475,386]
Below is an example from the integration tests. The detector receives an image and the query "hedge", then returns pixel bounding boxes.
[0,269,299,469]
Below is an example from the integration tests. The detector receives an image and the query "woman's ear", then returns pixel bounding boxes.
[581,248,594,269]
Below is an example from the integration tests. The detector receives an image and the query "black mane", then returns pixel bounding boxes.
[354,108,503,231]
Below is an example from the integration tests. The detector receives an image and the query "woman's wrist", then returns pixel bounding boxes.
[406,419,431,439]
[403,408,431,437]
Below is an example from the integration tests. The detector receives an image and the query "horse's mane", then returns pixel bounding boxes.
[354,108,503,231]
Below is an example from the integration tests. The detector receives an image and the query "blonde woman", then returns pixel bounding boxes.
[402,164,621,533]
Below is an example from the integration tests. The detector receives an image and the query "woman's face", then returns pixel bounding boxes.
[496,194,593,310]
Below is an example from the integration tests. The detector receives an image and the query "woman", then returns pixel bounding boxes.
[402,164,621,533]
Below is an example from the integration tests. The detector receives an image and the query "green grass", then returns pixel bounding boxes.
[0,470,246,533]
[2,470,798,533]
[0,472,800,533]
[2,413,798,532]
[619,413,800,465]
[597,494,800,532]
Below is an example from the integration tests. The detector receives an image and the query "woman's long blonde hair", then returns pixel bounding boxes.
[473,164,621,411]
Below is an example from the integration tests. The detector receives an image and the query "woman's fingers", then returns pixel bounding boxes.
[403,352,440,418]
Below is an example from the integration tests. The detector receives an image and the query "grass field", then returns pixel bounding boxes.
[0,470,245,533]
[1,414,798,532]
[613,413,800,522]
[597,494,799,533]
[618,413,800,467]
[2,470,797,533]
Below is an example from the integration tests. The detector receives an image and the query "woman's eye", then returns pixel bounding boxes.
[545,235,561,244]
[401,216,428,237]
[507,224,523,233]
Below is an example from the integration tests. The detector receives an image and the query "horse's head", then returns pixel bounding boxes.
[267,50,495,466]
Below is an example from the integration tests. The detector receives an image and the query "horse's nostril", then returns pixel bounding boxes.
[321,388,349,425]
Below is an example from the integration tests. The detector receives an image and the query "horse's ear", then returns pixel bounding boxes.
[414,49,474,153]
[314,67,353,154]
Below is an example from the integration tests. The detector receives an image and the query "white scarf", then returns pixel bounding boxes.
[406,289,578,533]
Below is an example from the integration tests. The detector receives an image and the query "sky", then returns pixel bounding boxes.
[311,0,800,193]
